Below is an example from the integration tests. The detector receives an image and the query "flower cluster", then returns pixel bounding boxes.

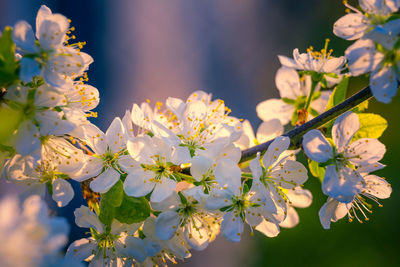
[0,2,397,267]
[0,195,82,267]
[334,0,400,103]
[2,6,99,208]
[303,112,391,228]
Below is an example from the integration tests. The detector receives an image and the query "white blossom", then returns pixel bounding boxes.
[66,206,147,266]
[319,174,391,229]
[13,5,93,88]
[303,112,386,202]
[123,135,190,202]
[256,67,331,125]
[0,195,73,267]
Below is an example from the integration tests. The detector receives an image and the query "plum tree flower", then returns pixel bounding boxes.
[0,3,398,266]
[333,0,400,43]
[72,118,131,194]
[256,67,331,125]
[165,91,242,158]
[249,137,308,219]
[4,154,75,207]
[141,216,192,265]
[123,135,190,202]
[3,83,75,155]
[205,183,281,242]
[278,45,346,77]
[66,206,147,266]
[235,119,284,150]
[12,5,93,87]
[154,191,217,251]
[303,112,386,202]
[0,195,76,267]
[279,187,313,228]
[319,174,391,229]
[345,38,400,103]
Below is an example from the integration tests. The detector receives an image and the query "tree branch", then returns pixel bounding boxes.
[239,86,373,163]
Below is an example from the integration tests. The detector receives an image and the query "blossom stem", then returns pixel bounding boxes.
[304,79,319,111]
[240,86,373,163]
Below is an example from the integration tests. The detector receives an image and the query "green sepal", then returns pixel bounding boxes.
[114,193,150,224]
[290,111,299,126]
[309,107,319,118]
[46,181,53,196]
[308,159,325,183]
[220,205,233,212]
[243,178,253,194]
[352,113,388,141]
[282,97,296,105]
[178,191,188,204]
[102,179,124,207]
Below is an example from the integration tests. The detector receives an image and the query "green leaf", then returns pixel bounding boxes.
[102,180,123,207]
[114,193,150,224]
[352,100,369,113]
[352,113,388,141]
[325,76,349,111]
[0,105,23,143]
[0,27,18,86]
[98,198,116,226]
[308,159,325,183]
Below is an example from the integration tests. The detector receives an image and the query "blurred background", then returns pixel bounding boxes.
[0,0,399,266]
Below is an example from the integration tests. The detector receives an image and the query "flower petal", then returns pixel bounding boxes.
[271,160,308,189]
[105,117,125,153]
[332,112,360,151]
[155,211,181,240]
[322,165,362,203]
[256,119,284,144]
[275,67,301,99]
[346,138,386,166]
[346,39,384,76]
[166,97,186,121]
[221,211,244,242]
[66,238,96,262]
[333,13,368,40]
[370,66,398,103]
[190,155,213,182]
[19,57,41,83]
[90,168,120,194]
[322,56,346,73]
[123,168,154,198]
[184,217,210,251]
[256,99,294,125]
[319,198,339,229]
[74,205,103,232]
[255,219,280,237]
[286,187,313,208]
[52,179,74,207]
[214,158,241,195]
[150,177,177,203]
[279,206,299,228]
[263,136,290,168]
[13,20,37,52]
[249,153,262,182]
[116,236,147,263]
[363,174,392,199]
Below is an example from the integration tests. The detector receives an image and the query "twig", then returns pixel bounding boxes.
[239,86,373,163]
